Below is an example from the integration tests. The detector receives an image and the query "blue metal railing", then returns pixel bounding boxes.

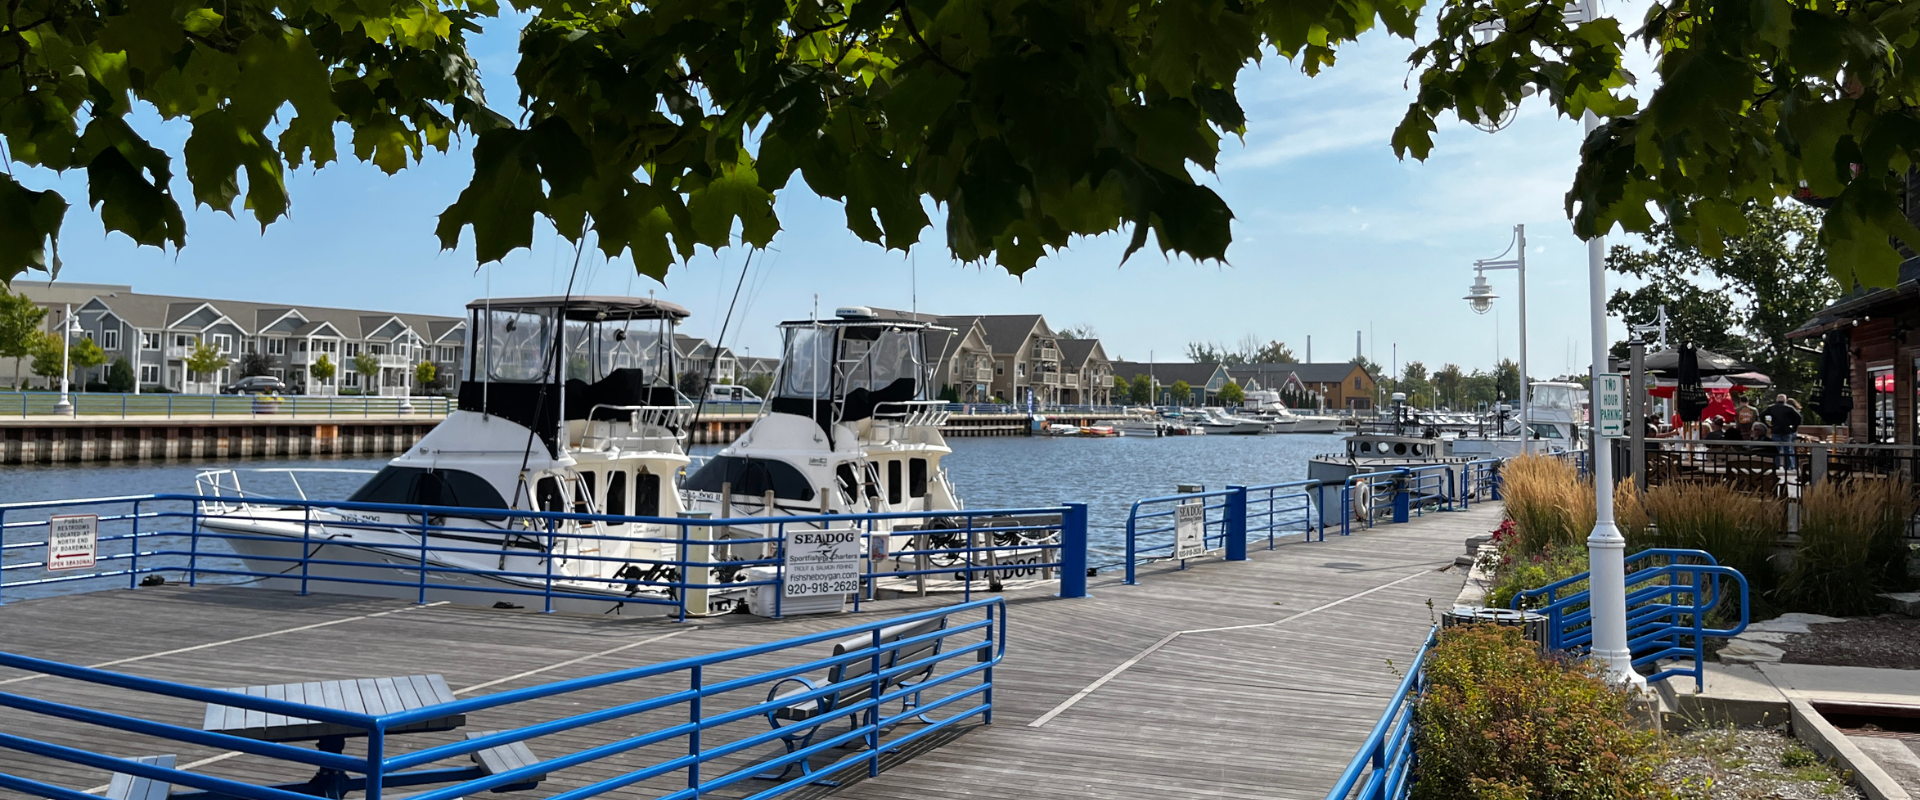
[0,391,453,419]
[1511,548,1749,690]
[0,598,1007,800]
[0,494,1088,614]
[1323,627,1434,800]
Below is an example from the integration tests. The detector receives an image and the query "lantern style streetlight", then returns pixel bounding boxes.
[1470,224,1530,455]
[53,304,80,417]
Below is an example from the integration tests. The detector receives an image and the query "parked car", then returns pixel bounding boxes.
[221,375,287,395]
[706,384,762,403]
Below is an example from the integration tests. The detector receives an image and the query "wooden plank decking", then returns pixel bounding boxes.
[0,503,1501,800]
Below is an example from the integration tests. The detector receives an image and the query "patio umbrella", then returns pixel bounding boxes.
[1812,330,1853,423]
[1676,344,1709,422]
[1642,346,1756,376]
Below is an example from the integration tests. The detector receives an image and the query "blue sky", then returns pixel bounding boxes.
[19,5,1661,378]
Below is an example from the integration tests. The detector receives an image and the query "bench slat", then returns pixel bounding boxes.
[105,754,175,800]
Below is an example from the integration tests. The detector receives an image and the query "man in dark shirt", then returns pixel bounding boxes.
[1763,394,1802,469]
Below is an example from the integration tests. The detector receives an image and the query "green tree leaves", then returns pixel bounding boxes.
[1402,0,1920,289]
[0,0,495,282]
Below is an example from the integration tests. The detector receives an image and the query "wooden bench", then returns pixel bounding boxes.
[465,731,547,792]
[104,755,175,800]
[758,615,952,781]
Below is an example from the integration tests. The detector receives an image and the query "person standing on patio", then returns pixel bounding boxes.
[1733,396,1758,441]
[1763,394,1802,469]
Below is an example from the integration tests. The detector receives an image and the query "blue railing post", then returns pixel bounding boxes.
[1224,486,1247,562]
[688,664,703,792]
[128,499,141,589]
[1392,474,1410,524]
[1059,503,1088,598]
[1490,463,1503,500]
[1123,503,1138,585]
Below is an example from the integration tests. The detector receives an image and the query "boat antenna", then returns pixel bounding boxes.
[510,238,586,512]
[687,248,755,445]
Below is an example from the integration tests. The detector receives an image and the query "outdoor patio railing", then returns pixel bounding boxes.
[0,494,1088,614]
[0,599,1007,800]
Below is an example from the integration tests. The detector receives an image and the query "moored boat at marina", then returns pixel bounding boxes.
[195,295,727,615]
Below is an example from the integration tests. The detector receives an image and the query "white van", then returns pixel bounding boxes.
[707,384,762,403]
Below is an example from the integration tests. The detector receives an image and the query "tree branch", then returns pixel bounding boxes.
[895,0,968,78]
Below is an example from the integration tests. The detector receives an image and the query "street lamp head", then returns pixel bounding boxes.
[1464,274,1498,314]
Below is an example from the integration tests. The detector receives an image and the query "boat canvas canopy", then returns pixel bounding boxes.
[467,296,691,321]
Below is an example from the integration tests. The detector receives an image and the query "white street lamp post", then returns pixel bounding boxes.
[53,304,77,417]
[1581,106,1642,688]
[1469,224,1530,455]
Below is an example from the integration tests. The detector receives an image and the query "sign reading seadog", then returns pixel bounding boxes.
[785,528,863,598]
[1174,502,1208,560]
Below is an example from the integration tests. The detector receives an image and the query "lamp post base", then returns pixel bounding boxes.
[1586,524,1648,688]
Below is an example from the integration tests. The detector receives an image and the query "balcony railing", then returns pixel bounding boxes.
[378,354,411,368]
[1040,373,1061,386]
[163,344,193,359]
[975,367,994,382]
[1063,374,1079,389]
[1035,347,1059,361]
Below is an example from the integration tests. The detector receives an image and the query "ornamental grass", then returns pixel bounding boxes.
[1498,455,1650,557]
[1637,481,1783,598]
[1779,478,1917,616]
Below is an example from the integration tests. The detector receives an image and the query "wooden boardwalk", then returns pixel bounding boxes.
[0,504,1500,800]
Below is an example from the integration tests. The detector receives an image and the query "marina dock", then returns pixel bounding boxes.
[0,503,1495,799]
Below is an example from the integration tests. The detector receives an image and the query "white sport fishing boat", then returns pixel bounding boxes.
[682,307,1057,591]
[1245,390,1342,433]
[195,296,741,615]
[1196,407,1266,435]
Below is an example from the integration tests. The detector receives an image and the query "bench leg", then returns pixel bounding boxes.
[753,728,840,787]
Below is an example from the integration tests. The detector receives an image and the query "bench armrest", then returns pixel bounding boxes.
[764,676,823,728]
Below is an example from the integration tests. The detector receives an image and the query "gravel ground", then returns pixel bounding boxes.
[1779,615,1920,670]
[1661,726,1863,799]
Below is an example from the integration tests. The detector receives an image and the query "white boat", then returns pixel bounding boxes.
[196,296,737,616]
[1097,410,1165,437]
[1245,390,1342,433]
[683,307,1057,592]
[1447,382,1584,459]
[1196,407,1266,435]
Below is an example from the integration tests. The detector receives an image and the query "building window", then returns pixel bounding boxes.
[1017,363,1026,378]
[101,329,120,350]
[346,343,360,357]
[1353,376,1362,390]
[345,372,361,388]
[212,334,233,354]
[1870,365,1896,444]
[139,364,159,383]
[267,338,286,356]
[368,343,385,355]
[141,332,161,350]
[174,333,195,348]
[437,346,455,362]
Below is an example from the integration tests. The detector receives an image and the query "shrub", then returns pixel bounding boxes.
[1779,478,1917,616]
[1414,625,1669,800]
[1638,481,1782,597]
[1486,542,1590,610]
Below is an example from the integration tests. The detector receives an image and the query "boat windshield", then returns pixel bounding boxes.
[780,327,832,399]
[839,329,923,399]
[1532,384,1579,410]
[565,319,674,387]
[482,309,553,383]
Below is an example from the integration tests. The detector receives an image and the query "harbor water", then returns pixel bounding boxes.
[0,433,1343,600]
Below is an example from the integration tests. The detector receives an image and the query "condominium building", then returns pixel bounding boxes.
[5,282,464,395]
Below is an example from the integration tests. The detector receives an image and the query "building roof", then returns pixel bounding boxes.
[1110,361,1228,387]
[1057,338,1108,369]
[969,315,1049,354]
[1226,362,1369,386]
[12,283,462,340]
[1788,257,1920,339]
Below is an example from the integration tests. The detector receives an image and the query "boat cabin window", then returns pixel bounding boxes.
[606,471,628,516]
[347,467,508,512]
[576,472,597,514]
[1528,423,1566,440]
[684,456,817,502]
[484,309,552,382]
[863,462,882,501]
[635,469,661,516]
[909,459,928,499]
[887,460,903,505]
[1532,384,1579,410]
[536,476,566,513]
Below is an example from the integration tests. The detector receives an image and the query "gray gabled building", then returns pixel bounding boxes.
[5,281,464,395]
